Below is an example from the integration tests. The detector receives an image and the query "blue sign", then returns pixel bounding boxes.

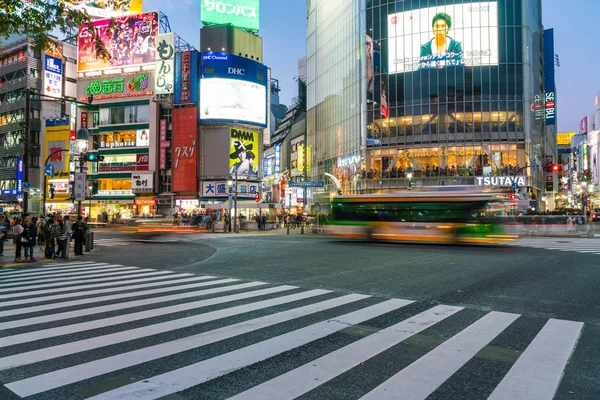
[45,164,55,177]
[289,181,325,188]
[23,182,31,190]
[16,157,23,195]
[275,144,281,173]
[511,182,519,190]
[174,50,199,105]
[543,29,556,126]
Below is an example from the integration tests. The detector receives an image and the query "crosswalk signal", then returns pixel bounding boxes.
[84,153,105,162]
[550,164,562,172]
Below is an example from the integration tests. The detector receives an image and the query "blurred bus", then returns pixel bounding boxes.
[327,187,516,244]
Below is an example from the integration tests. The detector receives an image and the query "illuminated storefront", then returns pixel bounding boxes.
[307,0,546,207]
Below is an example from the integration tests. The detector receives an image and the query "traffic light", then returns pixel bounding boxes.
[84,153,105,162]
[255,193,260,202]
[550,164,562,172]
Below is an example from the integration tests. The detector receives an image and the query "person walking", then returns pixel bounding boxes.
[35,216,44,246]
[12,217,24,263]
[0,215,9,256]
[22,217,37,262]
[43,216,56,259]
[73,216,86,256]
[53,218,69,259]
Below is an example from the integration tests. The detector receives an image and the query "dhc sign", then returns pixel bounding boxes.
[475,176,526,187]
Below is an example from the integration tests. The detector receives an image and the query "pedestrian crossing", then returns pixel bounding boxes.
[508,238,600,255]
[0,261,584,400]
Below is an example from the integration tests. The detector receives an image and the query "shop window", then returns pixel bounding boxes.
[99,105,150,126]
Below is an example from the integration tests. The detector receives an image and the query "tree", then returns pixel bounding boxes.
[0,0,109,59]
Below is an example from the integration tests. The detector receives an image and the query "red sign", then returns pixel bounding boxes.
[172,107,198,193]
[160,147,166,170]
[70,130,76,141]
[180,51,191,103]
[136,153,150,170]
[81,112,87,129]
[160,141,171,148]
[160,119,167,142]
[135,199,156,206]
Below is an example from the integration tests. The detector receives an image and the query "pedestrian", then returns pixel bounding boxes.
[73,216,86,256]
[22,217,37,262]
[43,216,55,259]
[36,216,44,246]
[261,215,267,230]
[0,215,9,256]
[53,218,69,259]
[12,217,24,263]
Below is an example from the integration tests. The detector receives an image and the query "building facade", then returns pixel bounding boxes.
[307,0,549,209]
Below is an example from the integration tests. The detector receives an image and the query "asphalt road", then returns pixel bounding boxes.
[0,229,598,400]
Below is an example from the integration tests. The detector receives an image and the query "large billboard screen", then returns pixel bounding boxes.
[229,127,259,177]
[388,2,498,74]
[201,0,260,31]
[199,53,268,127]
[60,0,143,19]
[78,11,158,72]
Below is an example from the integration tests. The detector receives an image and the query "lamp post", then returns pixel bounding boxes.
[75,128,90,219]
[406,166,414,190]
[229,168,238,233]
[227,177,233,232]
[88,185,93,218]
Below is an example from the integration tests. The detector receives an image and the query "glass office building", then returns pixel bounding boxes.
[307,0,547,206]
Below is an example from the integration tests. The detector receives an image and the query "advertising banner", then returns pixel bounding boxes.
[201,0,260,31]
[60,0,142,19]
[45,122,71,179]
[229,128,259,177]
[200,53,268,127]
[557,132,576,146]
[159,119,168,170]
[44,41,63,99]
[136,153,150,170]
[155,33,175,95]
[16,157,23,195]
[388,2,499,74]
[580,116,588,135]
[74,173,86,201]
[180,51,191,103]
[77,11,158,72]
[172,107,198,193]
[543,29,556,126]
[201,180,259,198]
[82,73,151,102]
[132,172,153,191]
[98,129,149,149]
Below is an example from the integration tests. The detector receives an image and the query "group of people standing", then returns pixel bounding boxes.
[0,213,89,263]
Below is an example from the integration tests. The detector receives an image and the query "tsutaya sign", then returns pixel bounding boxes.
[475,176,526,187]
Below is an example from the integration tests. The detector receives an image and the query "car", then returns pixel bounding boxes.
[591,209,600,222]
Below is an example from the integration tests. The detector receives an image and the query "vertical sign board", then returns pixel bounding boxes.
[74,173,86,201]
[172,107,198,192]
[155,33,175,95]
[180,51,191,103]
[275,144,281,173]
[16,157,23,195]
[543,29,556,125]
[80,112,88,129]
[159,119,168,170]
[44,41,63,99]
[45,121,71,179]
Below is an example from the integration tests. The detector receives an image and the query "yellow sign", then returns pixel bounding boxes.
[557,132,576,146]
[45,124,70,177]
[306,146,312,172]
[298,145,304,173]
[229,128,259,177]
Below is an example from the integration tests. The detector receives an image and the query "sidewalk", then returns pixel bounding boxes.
[0,241,86,268]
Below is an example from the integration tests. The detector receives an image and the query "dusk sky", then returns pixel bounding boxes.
[145,0,597,133]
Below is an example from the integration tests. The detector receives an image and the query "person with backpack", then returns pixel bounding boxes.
[12,217,24,263]
[73,216,86,256]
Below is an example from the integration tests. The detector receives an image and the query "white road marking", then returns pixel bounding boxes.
[360,311,520,400]
[488,318,584,400]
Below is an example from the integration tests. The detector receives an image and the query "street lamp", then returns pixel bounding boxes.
[88,185,93,218]
[227,177,233,232]
[406,166,414,190]
[75,128,90,219]
[228,169,239,233]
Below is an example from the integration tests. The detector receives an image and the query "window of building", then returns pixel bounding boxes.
[29,68,40,79]
[33,49,42,59]
[30,130,39,144]
[99,179,132,191]
[30,155,39,167]
[99,104,150,126]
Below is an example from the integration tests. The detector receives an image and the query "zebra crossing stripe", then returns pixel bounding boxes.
[0,276,222,318]
[229,304,462,400]
[83,299,411,400]
[488,318,584,400]
[0,284,292,348]
[360,311,520,400]
[0,262,105,277]
[0,278,245,329]
[0,274,204,306]
[0,267,145,287]
[1,290,345,390]
[0,269,172,294]
[0,265,137,283]
[0,271,190,300]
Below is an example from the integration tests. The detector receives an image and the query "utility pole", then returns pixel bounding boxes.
[22,88,30,214]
